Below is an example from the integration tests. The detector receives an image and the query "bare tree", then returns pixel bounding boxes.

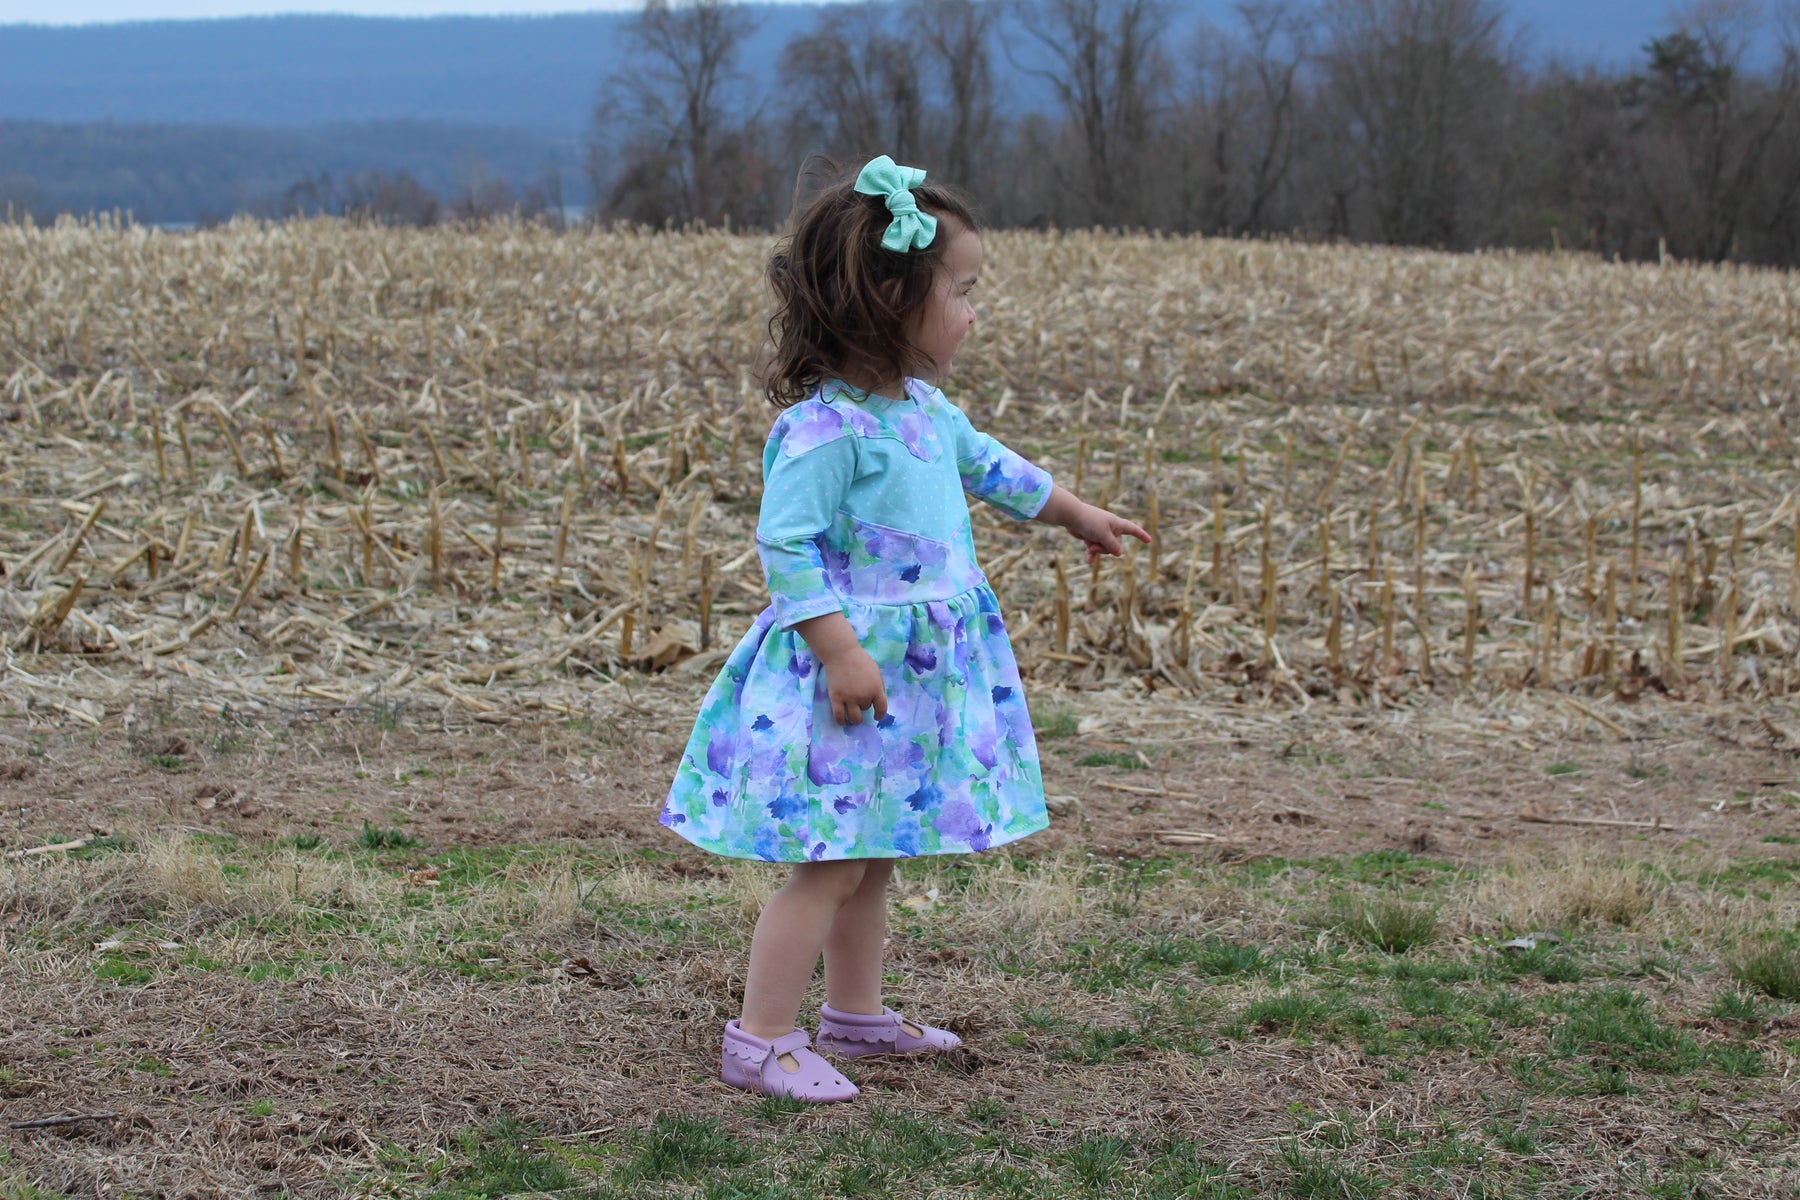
[1512,64,1636,254]
[1752,0,1800,259]
[1180,1,1314,234]
[779,3,925,165]
[341,172,442,227]
[1620,1,1797,261]
[451,152,519,222]
[1010,0,1174,225]
[1317,0,1515,248]
[911,0,1000,187]
[592,0,761,225]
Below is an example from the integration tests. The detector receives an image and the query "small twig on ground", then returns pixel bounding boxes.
[1156,829,1223,843]
[8,1112,121,1130]
[1564,695,1630,739]
[3,837,93,860]
[1517,803,1678,832]
[1098,780,1202,800]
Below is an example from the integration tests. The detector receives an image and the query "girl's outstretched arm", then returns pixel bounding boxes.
[1034,485,1152,564]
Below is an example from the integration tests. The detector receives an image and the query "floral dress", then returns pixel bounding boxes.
[659,378,1055,862]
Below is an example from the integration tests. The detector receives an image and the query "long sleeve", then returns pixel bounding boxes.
[942,397,1053,521]
[757,421,857,629]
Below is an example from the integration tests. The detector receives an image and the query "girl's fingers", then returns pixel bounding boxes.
[833,692,889,725]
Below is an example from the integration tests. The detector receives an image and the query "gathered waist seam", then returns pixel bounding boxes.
[760,578,993,615]
[839,579,991,609]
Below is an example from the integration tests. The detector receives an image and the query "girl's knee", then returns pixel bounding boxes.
[789,859,871,903]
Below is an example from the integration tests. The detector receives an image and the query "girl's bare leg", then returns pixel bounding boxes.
[740,859,870,1045]
[822,858,895,1015]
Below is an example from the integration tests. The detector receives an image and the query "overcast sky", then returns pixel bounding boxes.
[0,1,649,22]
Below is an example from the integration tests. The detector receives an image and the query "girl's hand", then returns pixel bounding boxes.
[1067,502,1152,565]
[799,615,889,726]
[791,613,889,726]
[823,646,889,726]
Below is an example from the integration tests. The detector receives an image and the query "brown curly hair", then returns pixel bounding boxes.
[765,162,979,408]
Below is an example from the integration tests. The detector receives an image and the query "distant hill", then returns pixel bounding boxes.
[0,3,1722,223]
[0,3,1691,136]
[0,118,576,224]
[0,10,806,137]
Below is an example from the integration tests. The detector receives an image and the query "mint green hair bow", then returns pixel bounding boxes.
[855,155,938,253]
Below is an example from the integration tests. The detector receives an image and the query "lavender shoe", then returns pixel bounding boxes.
[816,1004,963,1058]
[720,1021,858,1102]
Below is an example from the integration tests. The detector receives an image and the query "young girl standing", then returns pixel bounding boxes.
[660,156,1149,1102]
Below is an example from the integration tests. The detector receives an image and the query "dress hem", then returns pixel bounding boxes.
[660,814,1050,863]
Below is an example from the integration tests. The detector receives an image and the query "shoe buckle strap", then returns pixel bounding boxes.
[769,1030,812,1058]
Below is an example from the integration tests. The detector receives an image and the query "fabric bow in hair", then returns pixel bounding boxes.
[855,155,938,253]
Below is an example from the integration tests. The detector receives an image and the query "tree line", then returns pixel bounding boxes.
[0,117,571,228]
[587,0,1800,266]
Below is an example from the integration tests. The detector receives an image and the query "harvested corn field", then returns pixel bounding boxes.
[2,218,1797,725]
[2,220,1800,1197]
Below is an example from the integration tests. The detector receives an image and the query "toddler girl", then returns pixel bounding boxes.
[660,155,1149,1101]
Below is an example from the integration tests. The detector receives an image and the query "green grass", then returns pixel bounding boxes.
[1228,991,1382,1043]
[1730,941,1800,1001]
[1035,705,1079,739]
[0,1182,77,1200]
[1066,934,1266,990]
[1076,750,1145,770]
[363,1112,1267,1199]
[94,958,154,985]
[359,819,424,850]
[364,698,405,733]
[617,1115,748,1183]
[1319,893,1440,952]
[426,1118,576,1199]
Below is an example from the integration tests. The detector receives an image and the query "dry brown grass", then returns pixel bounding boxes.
[1467,850,1662,933]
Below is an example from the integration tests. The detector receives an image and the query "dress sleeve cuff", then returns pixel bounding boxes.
[771,592,847,631]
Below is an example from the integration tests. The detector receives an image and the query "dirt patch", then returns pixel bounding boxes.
[4,677,1794,865]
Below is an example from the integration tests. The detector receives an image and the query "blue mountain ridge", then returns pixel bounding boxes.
[0,3,1734,222]
[0,2,1694,137]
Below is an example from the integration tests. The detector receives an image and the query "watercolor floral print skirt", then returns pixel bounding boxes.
[659,584,1050,862]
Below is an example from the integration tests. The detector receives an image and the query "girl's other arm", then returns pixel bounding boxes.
[793,613,888,727]
[757,411,886,726]
[1035,485,1152,564]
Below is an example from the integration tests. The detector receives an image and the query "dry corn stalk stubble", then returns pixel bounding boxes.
[0,216,1797,731]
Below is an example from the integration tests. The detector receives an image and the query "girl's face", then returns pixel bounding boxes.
[906,222,982,383]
